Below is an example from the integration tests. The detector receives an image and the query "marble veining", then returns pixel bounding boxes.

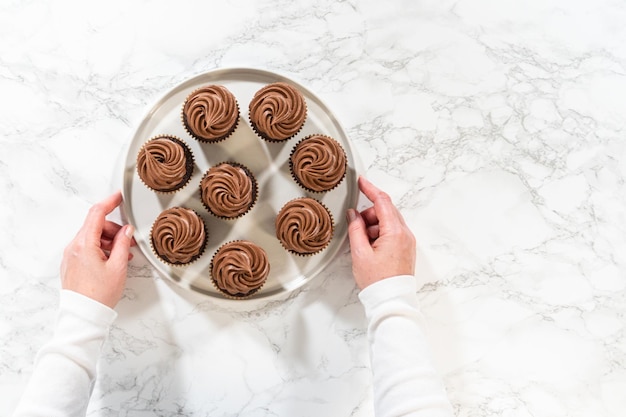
[1,0,625,416]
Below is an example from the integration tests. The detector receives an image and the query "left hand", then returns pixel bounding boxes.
[60,191,136,309]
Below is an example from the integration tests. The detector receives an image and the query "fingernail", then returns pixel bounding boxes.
[346,209,357,223]
[125,224,135,239]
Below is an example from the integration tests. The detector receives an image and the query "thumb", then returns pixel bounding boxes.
[346,209,372,256]
[108,224,135,267]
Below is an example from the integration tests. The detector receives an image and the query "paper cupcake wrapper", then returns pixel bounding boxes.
[198,161,258,220]
[248,115,306,143]
[275,197,334,257]
[288,134,347,193]
[209,240,269,299]
[181,86,240,143]
[149,207,209,267]
[136,135,195,194]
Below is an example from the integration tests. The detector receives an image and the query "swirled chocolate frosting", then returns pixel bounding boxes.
[182,85,239,142]
[248,82,307,141]
[275,198,333,255]
[137,136,194,192]
[290,135,347,192]
[200,162,257,218]
[151,207,207,265]
[211,240,270,297]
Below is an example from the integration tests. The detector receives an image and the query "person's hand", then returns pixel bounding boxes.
[347,176,416,290]
[60,191,136,309]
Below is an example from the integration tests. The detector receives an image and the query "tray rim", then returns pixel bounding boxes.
[120,66,360,301]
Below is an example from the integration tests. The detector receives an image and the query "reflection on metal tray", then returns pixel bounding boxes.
[121,68,359,300]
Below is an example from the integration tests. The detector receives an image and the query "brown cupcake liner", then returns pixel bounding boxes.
[181,86,240,143]
[198,161,258,220]
[275,197,335,257]
[289,134,348,193]
[209,240,269,299]
[149,207,209,267]
[136,135,195,194]
[248,115,305,144]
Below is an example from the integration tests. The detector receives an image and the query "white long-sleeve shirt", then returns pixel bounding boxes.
[12,290,117,417]
[359,275,454,417]
[13,276,452,417]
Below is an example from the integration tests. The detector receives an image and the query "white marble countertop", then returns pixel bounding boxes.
[2,0,625,416]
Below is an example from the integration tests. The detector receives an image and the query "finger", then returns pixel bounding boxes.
[360,206,379,226]
[358,176,403,232]
[102,221,123,241]
[367,224,380,241]
[346,209,373,256]
[108,224,135,268]
[101,238,114,252]
[102,221,137,247]
[80,191,123,244]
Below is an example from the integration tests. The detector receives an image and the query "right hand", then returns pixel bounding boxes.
[346,176,416,290]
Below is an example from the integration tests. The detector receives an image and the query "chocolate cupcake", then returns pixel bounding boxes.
[136,135,194,193]
[211,240,270,298]
[290,134,347,192]
[199,162,258,219]
[150,207,208,265]
[248,82,307,142]
[182,85,239,143]
[275,197,334,256]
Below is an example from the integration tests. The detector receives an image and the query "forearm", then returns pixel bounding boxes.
[360,276,453,417]
[13,290,117,417]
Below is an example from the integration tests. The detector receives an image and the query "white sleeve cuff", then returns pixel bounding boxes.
[59,290,118,328]
[358,275,417,309]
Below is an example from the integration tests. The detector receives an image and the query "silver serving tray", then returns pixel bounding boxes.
[120,68,358,300]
